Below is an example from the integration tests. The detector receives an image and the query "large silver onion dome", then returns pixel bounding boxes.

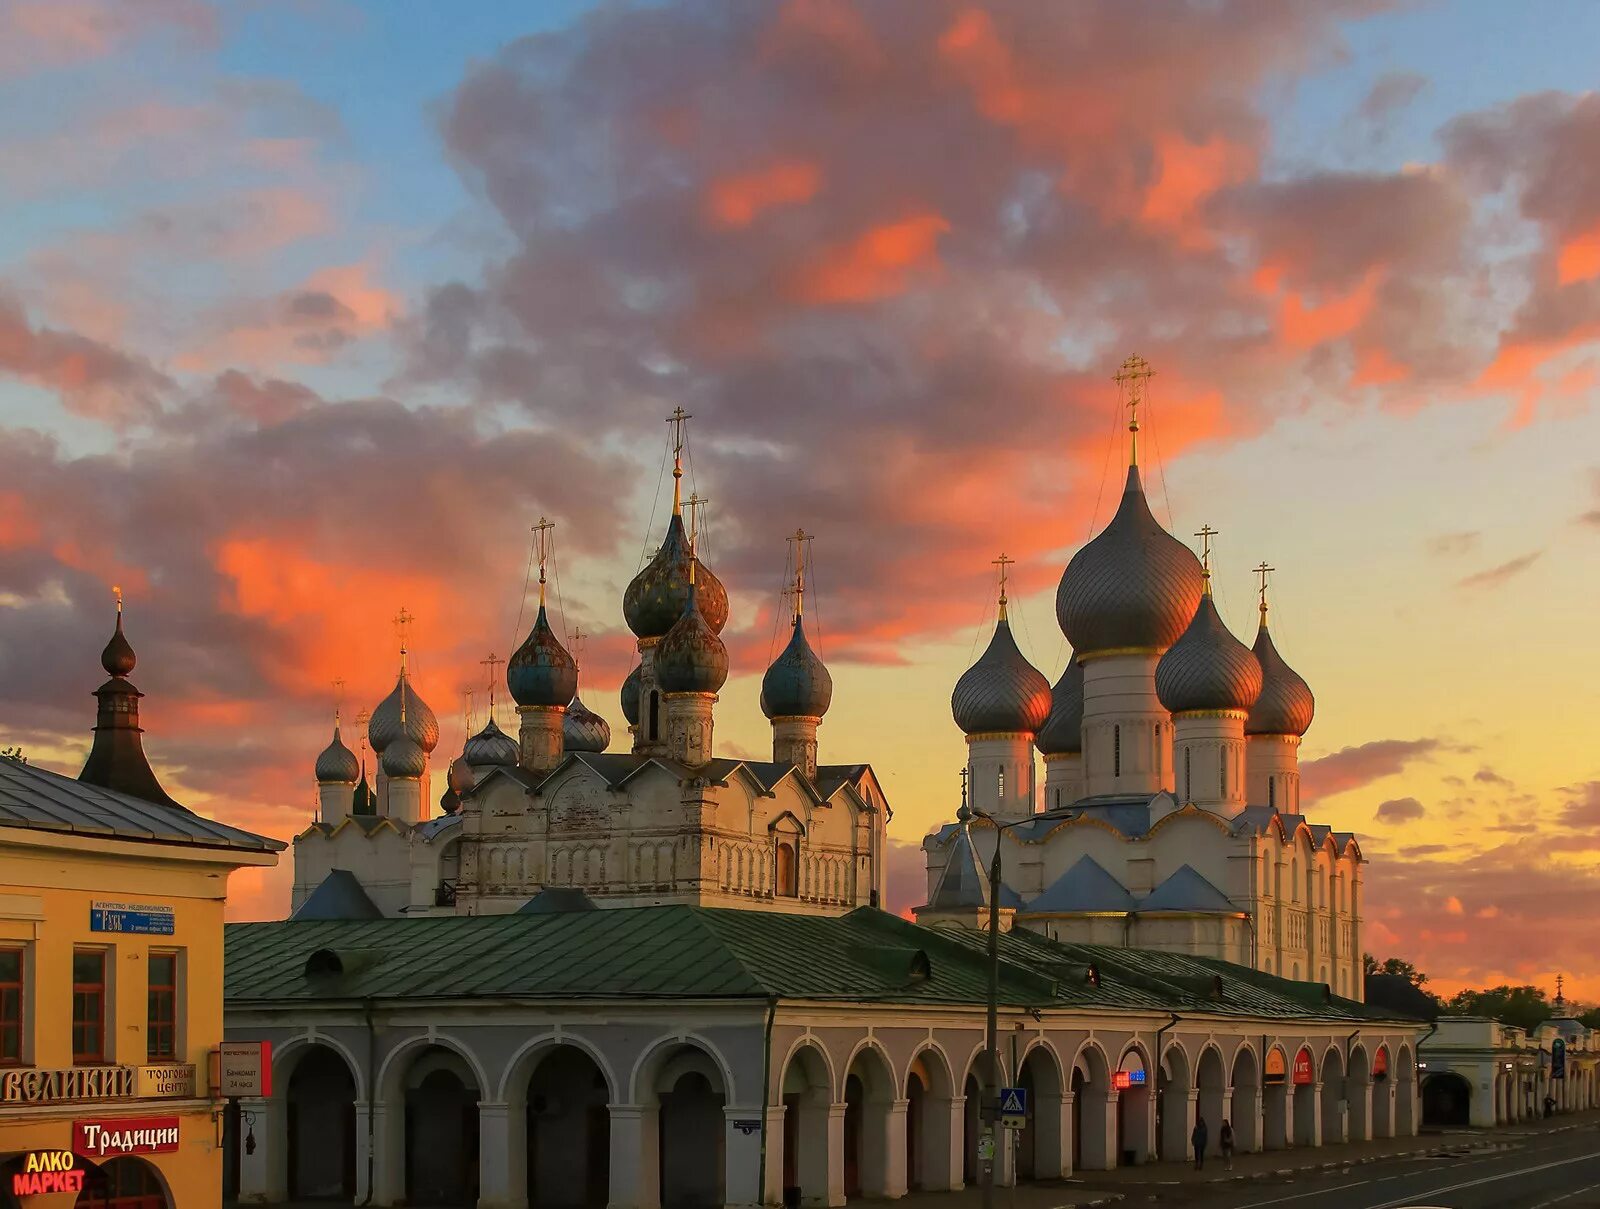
[951,617,1051,735]
[564,694,612,752]
[315,724,361,783]
[655,583,729,694]
[381,735,427,778]
[620,663,642,727]
[761,617,833,720]
[1247,622,1315,736]
[1057,465,1205,656]
[623,514,730,639]
[1035,655,1084,755]
[463,717,520,767]
[507,604,579,708]
[368,674,439,754]
[1155,593,1263,714]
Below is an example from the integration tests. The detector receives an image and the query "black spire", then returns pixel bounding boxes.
[78,598,183,809]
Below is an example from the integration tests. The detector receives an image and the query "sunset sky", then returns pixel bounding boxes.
[3,1,1600,999]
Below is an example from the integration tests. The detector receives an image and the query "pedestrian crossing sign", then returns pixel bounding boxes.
[999,1086,1027,1128]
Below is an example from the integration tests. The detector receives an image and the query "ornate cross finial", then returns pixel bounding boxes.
[960,766,969,805]
[331,678,346,725]
[1194,525,1218,585]
[354,707,371,756]
[1113,354,1155,467]
[531,517,556,605]
[1557,973,1566,1010]
[1254,562,1276,621]
[462,686,477,735]
[993,552,1015,620]
[480,652,505,717]
[787,528,812,620]
[393,606,414,670]
[568,626,587,669]
[113,584,123,615]
[666,406,692,514]
[685,494,709,586]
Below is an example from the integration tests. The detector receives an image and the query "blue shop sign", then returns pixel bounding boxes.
[89,901,175,935]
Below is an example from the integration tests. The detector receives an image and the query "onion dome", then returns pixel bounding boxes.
[101,611,136,677]
[620,663,642,727]
[1248,622,1315,736]
[1057,465,1205,656]
[381,735,426,778]
[447,754,476,793]
[951,617,1051,735]
[761,617,833,720]
[1035,654,1085,755]
[507,605,578,708]
[315,724,360,783]
[351,775,375,816]
[655,581,729,694]
[1155,593,1263,714]
[564,694,612,752]
[368,674,439,754]
[623,514,730,639]
[463,717,520,767]
[439,785,460,814]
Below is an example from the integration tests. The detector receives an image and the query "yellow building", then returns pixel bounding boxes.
[0,606,280,1208]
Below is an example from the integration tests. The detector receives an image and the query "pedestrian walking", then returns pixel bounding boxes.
[1220,1118,1234,1170]
[1192,1116,1208,1171]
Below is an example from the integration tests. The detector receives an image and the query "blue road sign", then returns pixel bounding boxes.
[999,1087,1027,1115]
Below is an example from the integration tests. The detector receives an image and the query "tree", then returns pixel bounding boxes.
[1363,954,1428,987]
[0,746,25,764]
[1441,985,1553,1033]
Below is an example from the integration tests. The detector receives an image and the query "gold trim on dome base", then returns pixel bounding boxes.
[1173,708,1250,720]
[516,704,567,716]
[965,731,1035,742]
[1076,646,1165,662]
[662,691,718,702]
[1041,752,1082,763]
[768,714,821,724]
[638,637,661,650]
[1249,732,1302,745]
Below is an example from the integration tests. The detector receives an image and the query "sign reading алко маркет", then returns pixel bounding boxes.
[89,900,175,935]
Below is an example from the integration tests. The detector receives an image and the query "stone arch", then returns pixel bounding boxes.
[645,1041,730,1209]
[1261,1044,1290,1151]
[387,1042,482,1208]
[1320,1047,1345,1145]
[957,1042,1010,1186]
[274,1031,369,1103]
[778,1039,836,1207]
[1115,1041,1153,1166]
[1370,1045,1394,1138]
[1157,1040,1193,1162]
[904,1045,958,1193]
[1347,1045,1372,1142]
[499,1032,621,1105]
[1395,1043,1418,1136]
[80,1155,172,1208]
[376,1032,490,1106]
[1421,1069,1471,1128]
[1229,1043,1261,1153]
[1070,1039,1113,1172]
[1017,1038,1067,1180]
[1291,1046,1318,1147]
[501,1036,614,1209]
[1194,1044,1226,1159]
[629,1033,737,1107]
[842,1039,898,1198]
[285,1043,358,1202]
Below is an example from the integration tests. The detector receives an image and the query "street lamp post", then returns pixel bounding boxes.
[960,799,1076,1209]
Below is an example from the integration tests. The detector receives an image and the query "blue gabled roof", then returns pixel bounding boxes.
[292,869,383,921]
[1025,855,1136,914]
[924,827,1023,911]
[1139,864,1237,913]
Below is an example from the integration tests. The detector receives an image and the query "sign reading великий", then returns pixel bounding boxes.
[89,901,175,935]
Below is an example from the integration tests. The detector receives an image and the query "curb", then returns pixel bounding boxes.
[1214,1138,1514,1183]
[1056,1198,1124,1208]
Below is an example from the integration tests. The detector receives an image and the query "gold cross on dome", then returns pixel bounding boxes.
[1254,562,1275,617]
[1194,525,1218,576]
[666,407,692,512]
[787,528,812,619]
[532,517,556,602]
[685,492,710,544]
[568,626,587,668]
[392,607,415,667]
[1113,354,1155,465]
[331,678,346,723]
[992,552,1014,618]
[480,652,505,714]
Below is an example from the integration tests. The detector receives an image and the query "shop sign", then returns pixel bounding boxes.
[1293,1048,1315,1086]
[0,1065,135,1105]
[137,1064,195,1099]
[9,1151,85,1198]
[217,1040,272,1098]
[89,900,175,935]
[73,1116,180,1159]
[1372,1047,1389,1081]
[1264,1048,1287,1084]
[1112,1069,1147,1090]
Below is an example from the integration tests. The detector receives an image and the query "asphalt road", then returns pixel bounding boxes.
[1159,1124,1600,1209]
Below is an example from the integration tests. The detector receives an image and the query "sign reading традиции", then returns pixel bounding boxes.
[89,900,175,935]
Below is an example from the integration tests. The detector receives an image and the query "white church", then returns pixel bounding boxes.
[291,417,890,921]
[918,359,1364,999]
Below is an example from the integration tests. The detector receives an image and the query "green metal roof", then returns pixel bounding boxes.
[225,906,1413,1025]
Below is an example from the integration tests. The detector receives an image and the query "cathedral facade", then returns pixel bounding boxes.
[292,425,889,919]
[919,369,1363,998]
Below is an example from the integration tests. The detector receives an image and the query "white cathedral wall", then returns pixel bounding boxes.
[1080,653,1171,797]
[291,828,414,917]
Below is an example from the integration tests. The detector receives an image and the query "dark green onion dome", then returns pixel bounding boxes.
[447,754,476,793]
[623,514,730,639]
[1247,622,1315,736]
[368,673,439,754]
[351,775,376,816]
[439,785,460,814]
[1057,465,1205,656]
[951,617,1051,735]
[654,582,729,694]
[507,604,578,708]
[1035,654,1085,755]
[564,693,612,752]
[620,663,642,727]
[463,717,519,767]
[381,734,427,778]
[315,724,360,783]
[761,616,833,720]
[1155,593,1263,714]
[102,611,136,676]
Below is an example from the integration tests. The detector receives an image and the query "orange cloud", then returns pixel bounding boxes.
[1277,269,1382,349]
[1140,133,1254,246]
[795,211,949,304]
[705,159,822,228]
[1556,223,1600,285]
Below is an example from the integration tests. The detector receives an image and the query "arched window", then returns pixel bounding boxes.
[776,841,797,897]
[648,691,660,740]
[1291,859,1299,902]
[997,766,1006,802]
[1184,748,1191,801]
[1113,725,1121,778]
[1220,747,1228,799]
[1269,778,1276,809]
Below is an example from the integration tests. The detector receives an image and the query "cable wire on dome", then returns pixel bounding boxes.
[636,425,672,572]
[509,529,536,661]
